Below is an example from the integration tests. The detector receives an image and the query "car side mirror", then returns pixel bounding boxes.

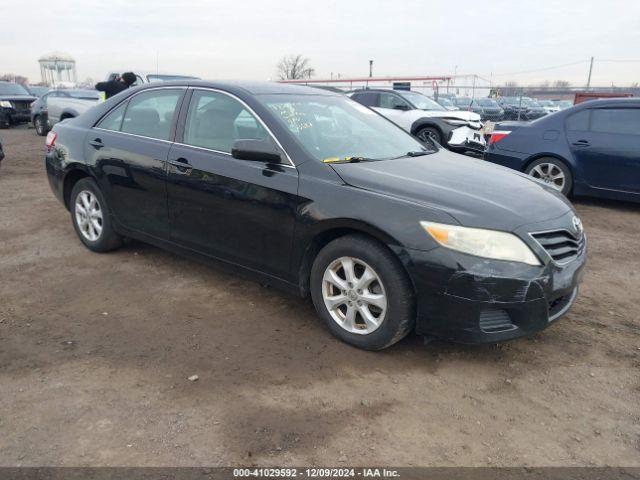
[231,139,282,164]
[393,104,409,111]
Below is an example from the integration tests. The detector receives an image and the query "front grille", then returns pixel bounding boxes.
[531,229,585,263]
[479,309,515,333]
[11,101,31,113]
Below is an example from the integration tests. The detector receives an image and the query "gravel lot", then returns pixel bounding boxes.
[0,126,639,467]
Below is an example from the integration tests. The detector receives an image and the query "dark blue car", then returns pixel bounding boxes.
[485,98,640,203]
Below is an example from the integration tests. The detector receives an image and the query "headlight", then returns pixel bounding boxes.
[420,221,541,265]
[0,100,12,108]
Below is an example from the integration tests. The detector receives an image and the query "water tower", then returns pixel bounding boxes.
[39,52,77,86]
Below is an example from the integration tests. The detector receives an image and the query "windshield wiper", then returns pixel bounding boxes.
[322,156,377,164]
[406,150,433,157]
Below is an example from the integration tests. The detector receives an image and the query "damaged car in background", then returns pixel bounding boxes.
[0,81,37,129]
[45,81,585,350]
[349,88,485,153]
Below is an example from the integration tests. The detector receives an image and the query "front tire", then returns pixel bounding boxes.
[310,235,415,350]
[34,115,48,136]
[525,157,573,196]
[70,178,122,252]
[415,126,442,146]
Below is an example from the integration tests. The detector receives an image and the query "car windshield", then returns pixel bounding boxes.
[500,97,520,105]
[260,94,433,162]
[477,99,498,107]
[0,82,30,96]
[147,74,198,82]
[397,91,445,111]
[456,97,472,106]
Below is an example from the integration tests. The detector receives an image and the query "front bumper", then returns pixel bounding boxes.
[403,237,586,344]
[448,126,486,153]
[1,107,30,124]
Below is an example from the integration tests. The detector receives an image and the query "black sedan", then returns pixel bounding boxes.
[0,81,37,128]
[45,81,585,349]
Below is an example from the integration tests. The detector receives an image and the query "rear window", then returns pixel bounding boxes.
[351,91,378,107]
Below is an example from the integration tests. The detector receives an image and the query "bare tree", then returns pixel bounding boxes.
[0,73,29,85]
[553,80,571,88]
[276,54,315,80]
[502,81,519,96]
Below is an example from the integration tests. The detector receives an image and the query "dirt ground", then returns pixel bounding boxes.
[0,126,639,467]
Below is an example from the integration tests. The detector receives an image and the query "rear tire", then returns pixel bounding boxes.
[310,235,415,350]
[525,157,573,196]
[70,178,123,252]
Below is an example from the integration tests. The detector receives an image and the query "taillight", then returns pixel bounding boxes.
[45,131,57,150]
[489,130,511,145]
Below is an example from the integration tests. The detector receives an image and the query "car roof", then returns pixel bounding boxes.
[134,80,341,96]
[576,97,640,108]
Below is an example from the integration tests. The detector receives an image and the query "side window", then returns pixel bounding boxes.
[352,92,378,107]
[121,89,182,140]
[183,90,268,153]
[379,93,410,110]
[96,102,127,131]
[591,109,640,135]
[565,110,590,131]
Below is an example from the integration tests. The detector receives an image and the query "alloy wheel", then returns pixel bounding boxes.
[35,117,44,135]
[75,190,103,241]
[321,256,387,335]
[529,163,565,191]
[417,129,440,144]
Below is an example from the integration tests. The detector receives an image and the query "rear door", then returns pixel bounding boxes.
[88,88,185,239]
[567,107,640,193]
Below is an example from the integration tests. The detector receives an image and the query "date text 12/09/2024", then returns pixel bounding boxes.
[233,468,400,478]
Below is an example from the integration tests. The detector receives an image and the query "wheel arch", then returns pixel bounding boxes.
[297,220,415,298]
[60,110,77,121]
[62,166,92,210]
[522,152,574,175]
[410,119,444,139]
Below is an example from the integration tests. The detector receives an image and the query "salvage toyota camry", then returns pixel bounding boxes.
[45,81,586,350]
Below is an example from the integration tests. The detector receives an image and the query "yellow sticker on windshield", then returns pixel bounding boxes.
[322,157,341,163]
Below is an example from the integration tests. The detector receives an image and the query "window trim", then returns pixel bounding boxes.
[173,87,296,168]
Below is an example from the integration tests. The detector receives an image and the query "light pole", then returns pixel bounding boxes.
[369,60,374,78]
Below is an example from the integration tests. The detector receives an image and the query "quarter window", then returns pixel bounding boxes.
[97,102,127,131]
[565,110,590,131]
[183,90,268,153]
[120,89,182,140]
[590,108,640,135]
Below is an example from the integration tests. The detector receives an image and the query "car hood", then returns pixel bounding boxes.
[331,150,572,232]
[0,95,37,103]
[420,109,481,122]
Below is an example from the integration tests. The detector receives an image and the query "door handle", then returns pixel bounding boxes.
[571,139,591,147]
[89,138,104,149]
[169,157,192,174]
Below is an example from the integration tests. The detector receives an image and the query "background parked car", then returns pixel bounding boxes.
[30,91,53,136]
[556,100,574,110]
[454,97,484,115]
[521,99,548,119]
[0,81,37,129]
[45,89,101,130]
[349,89,485,152]
[26,86,50,98]
[485,98,640,202]
[434,96,459,111]
[538,100,560,114]
[473,98,504,121]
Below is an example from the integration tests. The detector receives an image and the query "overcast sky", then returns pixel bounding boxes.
[1,0,639,87]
